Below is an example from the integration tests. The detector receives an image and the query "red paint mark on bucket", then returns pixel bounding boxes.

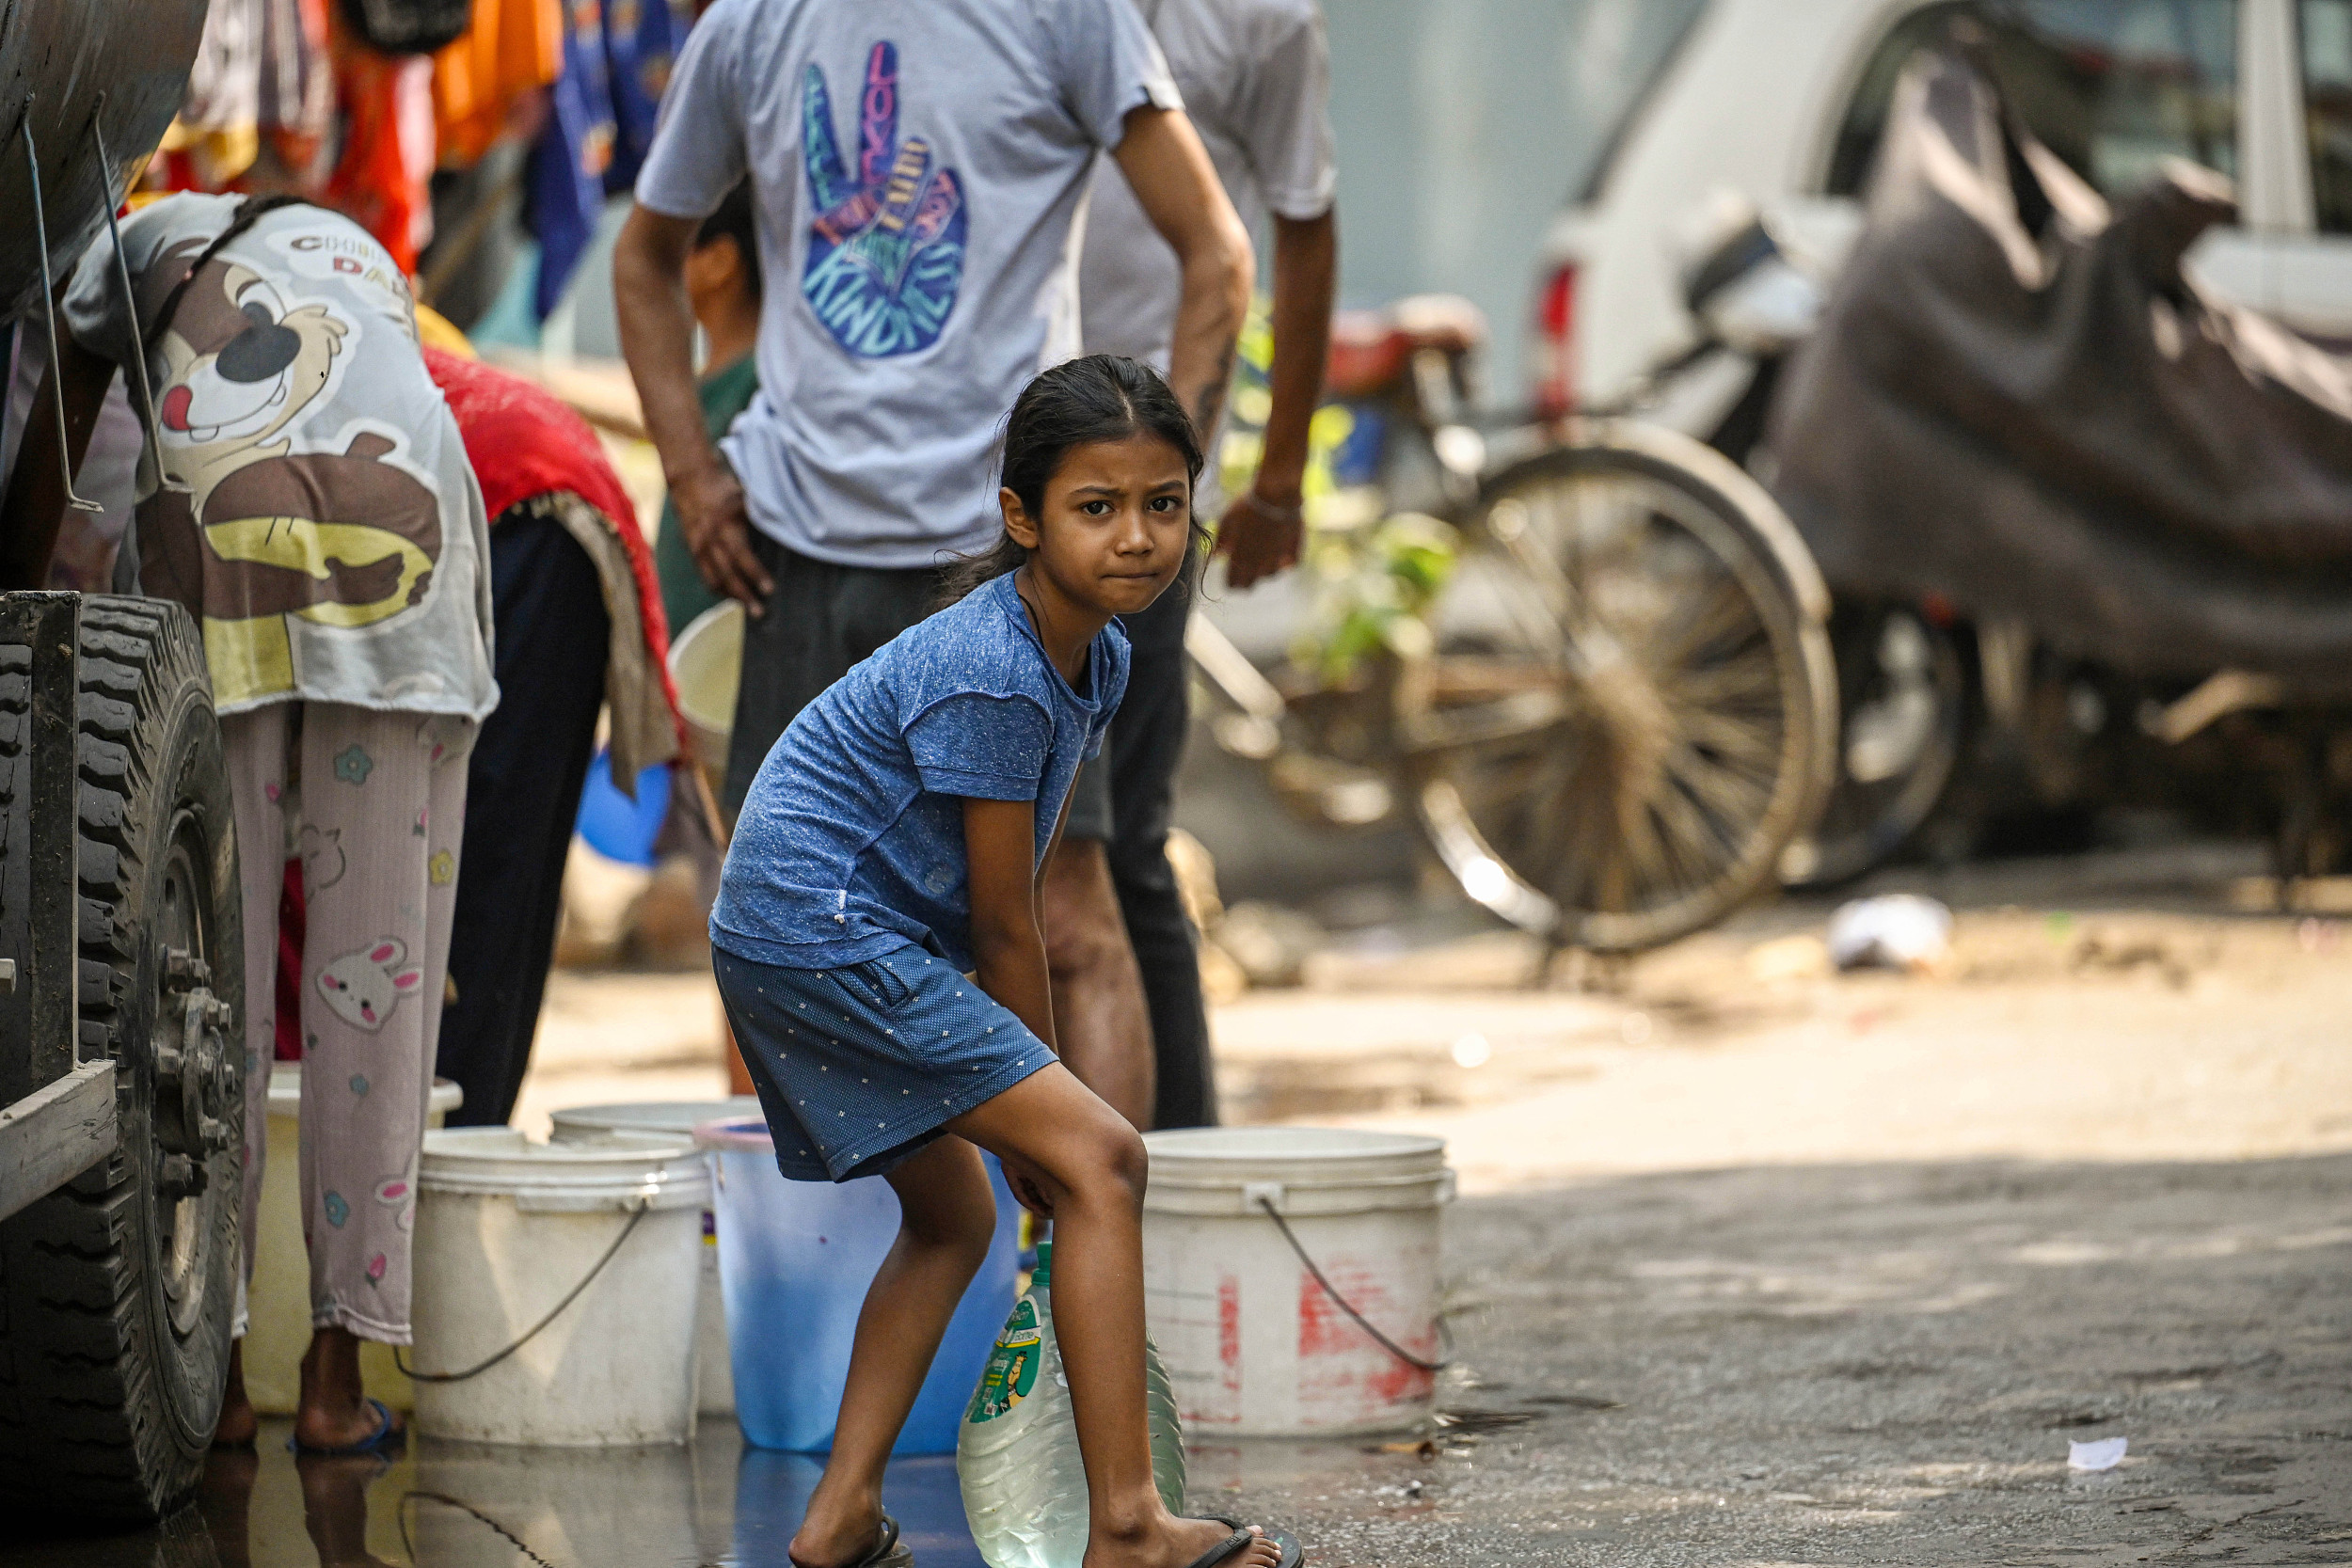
[1295,1259,1434,1423]
[1217,1274,1242,1400]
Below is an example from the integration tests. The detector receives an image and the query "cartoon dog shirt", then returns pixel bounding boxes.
[61,194,497,721]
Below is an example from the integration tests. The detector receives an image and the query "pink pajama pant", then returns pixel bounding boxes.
[223,703,472,1343]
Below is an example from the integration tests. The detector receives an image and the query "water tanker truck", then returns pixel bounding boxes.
[0,1,244,1527]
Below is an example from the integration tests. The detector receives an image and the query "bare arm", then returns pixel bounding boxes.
[964,795,1058,1053]
[0,320,116,591]
[1217,207,1337,589]
[1110,105,1254,447]
[613,204,773,611]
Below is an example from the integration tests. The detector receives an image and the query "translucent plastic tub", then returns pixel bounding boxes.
[549,1097,761,1417]
[696,1117,1019,1453]
[413,1129,711,1446]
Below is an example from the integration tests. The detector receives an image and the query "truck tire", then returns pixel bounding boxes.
[0,595,245,1527]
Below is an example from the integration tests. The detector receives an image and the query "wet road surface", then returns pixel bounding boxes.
[13,1153,2349,1567]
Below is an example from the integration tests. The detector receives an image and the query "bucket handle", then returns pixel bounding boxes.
[1254,1195,1450,1375]
[395,1198,649,1385]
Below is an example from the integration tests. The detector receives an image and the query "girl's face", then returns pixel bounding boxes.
[1002,433,1192,618]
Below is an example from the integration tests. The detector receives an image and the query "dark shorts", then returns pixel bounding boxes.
[723,533,942,816]
[713,942,1053,1182]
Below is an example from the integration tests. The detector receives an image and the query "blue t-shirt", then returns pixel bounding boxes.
[713,571,1131,971]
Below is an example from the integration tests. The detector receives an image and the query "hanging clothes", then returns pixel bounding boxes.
[603,0,697,192]
[324,20,441,273]
[163,0,267,189]
[524,0,697,317]
[160,0,334,193]
[525,0,618,319]
[257,0,338,181]
[433,0,565,172]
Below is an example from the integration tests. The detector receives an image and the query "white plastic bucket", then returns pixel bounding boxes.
[1140,1127,1453,1437]
[245,1066,463,1415]
[667,601,743,776]
[412,1128,711,1446]
[548,1098,758,1417]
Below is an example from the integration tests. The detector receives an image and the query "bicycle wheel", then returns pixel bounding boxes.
[1778,600,1967,888]
[1399,421,1837,953]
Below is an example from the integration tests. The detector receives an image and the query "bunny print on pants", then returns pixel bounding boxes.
[317,938,424,1030]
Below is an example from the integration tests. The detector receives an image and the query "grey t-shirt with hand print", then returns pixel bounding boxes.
[632,0,1179,571]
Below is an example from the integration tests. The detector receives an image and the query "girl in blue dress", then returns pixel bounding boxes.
[713,355,1299,1568]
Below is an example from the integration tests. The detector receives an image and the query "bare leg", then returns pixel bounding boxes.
[215,1338,257,1446]
[198,1441,260,1568]
[791,1136,997,1568]
[1042,838,1155,1130]
[950,1067,1279,1568]
[295,1449,401,1568]
[724,1010,757,1098]
[293,1326,401,1450]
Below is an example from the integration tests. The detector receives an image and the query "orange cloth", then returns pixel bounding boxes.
[434,0,564,169]
[324,18,439,273]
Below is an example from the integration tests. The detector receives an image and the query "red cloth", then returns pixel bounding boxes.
[275,859,306,1060]
[323,37,437,273]
[422,346,683,745]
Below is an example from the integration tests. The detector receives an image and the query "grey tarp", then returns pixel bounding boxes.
[1765,49,2352,696]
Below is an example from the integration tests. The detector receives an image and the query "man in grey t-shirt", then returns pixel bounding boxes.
[1055,0,1338,1132]
[617,0,1247,762]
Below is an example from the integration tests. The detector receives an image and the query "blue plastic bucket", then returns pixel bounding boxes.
[575,749,672,866]
[697,1117,1020,1453]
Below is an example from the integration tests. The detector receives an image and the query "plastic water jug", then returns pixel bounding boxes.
[957,1243,1184,1567]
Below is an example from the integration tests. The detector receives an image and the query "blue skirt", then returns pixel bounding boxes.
[713,943,1053,1181]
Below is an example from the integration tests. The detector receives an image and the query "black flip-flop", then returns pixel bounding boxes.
[285,1397,406,1458]
[1188,1513,1306,1568]
[789,1513,913,1568]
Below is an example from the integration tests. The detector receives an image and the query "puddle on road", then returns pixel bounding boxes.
[16,1418,1470,1567]
[9,1421,981,1568]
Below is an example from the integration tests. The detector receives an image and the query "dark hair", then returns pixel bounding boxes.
[694,179,762,298]
[937,354,1207,606]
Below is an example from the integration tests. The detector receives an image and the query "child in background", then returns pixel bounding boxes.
[712,355,1301,1568]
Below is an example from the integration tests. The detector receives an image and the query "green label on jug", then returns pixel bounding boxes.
[965,1296,1043,1423]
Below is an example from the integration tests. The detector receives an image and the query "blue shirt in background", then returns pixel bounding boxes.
[713,571,1131,972]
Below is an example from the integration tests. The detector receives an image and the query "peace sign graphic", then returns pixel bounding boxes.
[800,41,969,359]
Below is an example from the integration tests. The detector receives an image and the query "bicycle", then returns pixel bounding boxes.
[1189,293,1838,955]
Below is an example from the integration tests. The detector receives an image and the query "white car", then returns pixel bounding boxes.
[1534,0,2352,444]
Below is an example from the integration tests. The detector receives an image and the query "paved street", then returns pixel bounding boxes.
[20,845,2350,1566]
[511,841,2352,1564]
[1218,1153,2351,1566]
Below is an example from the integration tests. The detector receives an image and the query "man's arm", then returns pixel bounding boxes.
[614,205,774,612]
[1217,208,1336,589]
[0,321,117,591]
[1110,105,1254,449]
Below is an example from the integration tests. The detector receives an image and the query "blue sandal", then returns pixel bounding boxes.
[286,1397,406,1457]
